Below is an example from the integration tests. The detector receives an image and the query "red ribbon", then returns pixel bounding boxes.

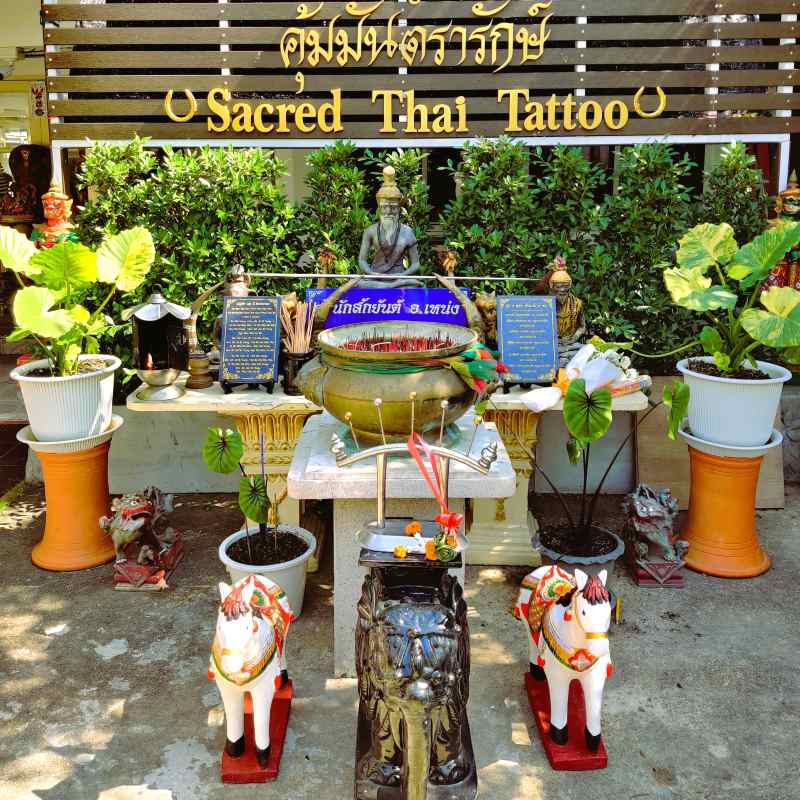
[407,433,464,535]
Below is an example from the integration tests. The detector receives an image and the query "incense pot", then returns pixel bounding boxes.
[296,321,478,443]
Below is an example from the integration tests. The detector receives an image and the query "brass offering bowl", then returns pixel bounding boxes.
[296,321,478,442]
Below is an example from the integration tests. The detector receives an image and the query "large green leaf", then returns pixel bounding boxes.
[29,241,97,290]
[663,379,690,441]
[699,325,724,355]
[676,223,737,271]
[12,286,75,339]
[202,427,243,474]
[96,227,155,291]
[589,335,633,352]
[0,225,37,274]
[238,475,270,524]
[740,286,800,348]
[727,221,800,288]
[664,267,737,312]
[563,379,612,446]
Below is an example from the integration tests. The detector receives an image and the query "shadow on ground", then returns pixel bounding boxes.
[0,486,798,800]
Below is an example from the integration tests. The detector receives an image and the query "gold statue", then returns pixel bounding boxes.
[548,258,586,367]
[775,170,800,219]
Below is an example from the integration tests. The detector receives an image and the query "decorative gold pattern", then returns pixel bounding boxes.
[483,407,540,464]
[223,405,320,523]
[494,498,506,522]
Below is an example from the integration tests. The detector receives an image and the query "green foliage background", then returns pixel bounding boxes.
[73,137,771,378]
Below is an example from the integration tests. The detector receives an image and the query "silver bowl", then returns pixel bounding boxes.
[135,368,184,401]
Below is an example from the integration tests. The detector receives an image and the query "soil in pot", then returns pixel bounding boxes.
[540,524,618,558]
[686,358,769,381]
[226,527,309,566]
[26,358,112,378]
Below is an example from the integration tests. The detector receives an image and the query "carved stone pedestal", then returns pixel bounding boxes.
[468,393,541,567]
[127,380,322,566]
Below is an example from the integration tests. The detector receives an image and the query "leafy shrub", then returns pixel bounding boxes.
[76,138,302,359]
[696,141,770,244]
[438,137,540,285]
[596,144,698,366]
[296,141,371,272]
[530,145,608,271]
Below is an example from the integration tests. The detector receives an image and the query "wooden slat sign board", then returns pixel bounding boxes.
[45,0,800,141]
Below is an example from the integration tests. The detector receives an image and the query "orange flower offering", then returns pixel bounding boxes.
[425,540,437,561]
[404,520,422,536]
[393,545,408,559]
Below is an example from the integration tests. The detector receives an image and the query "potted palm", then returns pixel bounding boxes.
[202,427,316,616]
[657,221,800,447]
[517,377,688,564]
[1,225,155,441]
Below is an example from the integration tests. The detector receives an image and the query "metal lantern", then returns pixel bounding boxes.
[122,286,190,401]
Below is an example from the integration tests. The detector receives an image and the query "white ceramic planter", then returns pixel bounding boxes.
[219,526,316,618]
[677,357,790,448]
[10,355,121,442]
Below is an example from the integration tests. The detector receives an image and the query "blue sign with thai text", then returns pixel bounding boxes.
[220,296,280,384]
[306,286,469,328]
[497,295,558,384]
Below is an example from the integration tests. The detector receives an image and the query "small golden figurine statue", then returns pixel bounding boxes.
[548,257,586,367]
[358,166,422,287]
[766,171,800,291]
[31,180,80,248]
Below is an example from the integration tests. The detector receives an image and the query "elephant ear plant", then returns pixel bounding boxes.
[513,379,689,558]
[0,225,155,375]
[659,221,800,372]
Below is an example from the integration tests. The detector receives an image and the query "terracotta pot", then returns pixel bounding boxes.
[683,448,770,578]
[32,442,116,571]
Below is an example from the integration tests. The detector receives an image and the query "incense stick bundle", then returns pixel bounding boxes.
[280,299,316,353]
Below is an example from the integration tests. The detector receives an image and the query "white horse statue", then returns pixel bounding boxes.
[209,575,293,766]
[514,565,612,751]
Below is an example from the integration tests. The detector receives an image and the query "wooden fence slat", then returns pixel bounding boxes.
[50,93,800,118]
[46,69,800,95]
[45,45,800,71]
[49,117,800,140]
[43,0,800,22]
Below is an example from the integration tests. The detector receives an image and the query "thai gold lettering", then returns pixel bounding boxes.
[472,0,512,17]
[516,14,552,65]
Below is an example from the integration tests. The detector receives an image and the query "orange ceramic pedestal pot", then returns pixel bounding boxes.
[683,447,771,578]
[32,442,115,570]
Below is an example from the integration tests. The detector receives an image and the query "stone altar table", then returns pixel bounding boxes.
[126,377,322,560]
[469,388,649,567]
[288,411,516,676]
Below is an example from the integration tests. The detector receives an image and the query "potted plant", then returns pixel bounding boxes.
[515,376,688,565]
[656,221,800,447]
[202,427,316,616]
[1,225,155,441]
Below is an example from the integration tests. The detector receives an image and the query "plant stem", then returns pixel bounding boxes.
[90,285,117,321]
[579,444,590,540]
[508,426,576,531]
[584,401,662,531]
[627,339,700,360]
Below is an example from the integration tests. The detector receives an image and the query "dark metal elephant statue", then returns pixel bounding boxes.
[354,568,476,800]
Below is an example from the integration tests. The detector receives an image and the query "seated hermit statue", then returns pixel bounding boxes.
[358,166,422,287]
[549,260,586,367]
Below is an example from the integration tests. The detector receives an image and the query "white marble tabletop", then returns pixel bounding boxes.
[288,411,517,500]
[487,385,650,413]
[126,375,319,414]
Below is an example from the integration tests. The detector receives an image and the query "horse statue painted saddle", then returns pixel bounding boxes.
[209,575,293,767]
[514,565,612,752]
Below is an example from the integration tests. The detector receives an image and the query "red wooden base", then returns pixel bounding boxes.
[220,680,293,784]
[524,672,607,771]
[630,562,684,587]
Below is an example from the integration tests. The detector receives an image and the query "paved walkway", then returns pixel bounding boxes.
[0,488,797,800]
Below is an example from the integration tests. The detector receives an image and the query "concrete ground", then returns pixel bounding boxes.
[0,488,798,800]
